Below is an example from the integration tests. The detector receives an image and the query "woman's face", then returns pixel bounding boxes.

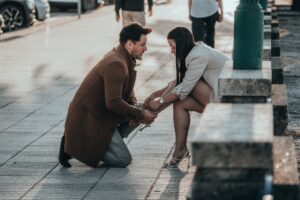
[168,39,176,55]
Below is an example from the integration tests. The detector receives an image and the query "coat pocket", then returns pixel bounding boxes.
[82,101,104,120]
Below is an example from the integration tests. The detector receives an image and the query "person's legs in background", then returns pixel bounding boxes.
[122,11,145,27]
[191,16,205,42]
[204,12,218,48]
[132,11,146,26]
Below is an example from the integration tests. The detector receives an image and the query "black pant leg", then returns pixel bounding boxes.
[204,12,218,48]
[191,16,205,42]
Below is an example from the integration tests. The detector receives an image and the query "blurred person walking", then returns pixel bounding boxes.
[115,0,153,26]
[188,0,224,47]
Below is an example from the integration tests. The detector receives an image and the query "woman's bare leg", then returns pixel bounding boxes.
[190,79,212,107]
[172,96,205,159]
[172,80,212,160]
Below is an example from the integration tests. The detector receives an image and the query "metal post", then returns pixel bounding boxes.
[77,0,81,19]
[259,0,268,10]
[233,0,264,70]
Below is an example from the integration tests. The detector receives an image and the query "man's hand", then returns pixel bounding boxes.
[217,12,223,22]
[148,97,161,111]
[129,120,141,127]
[142,110,157,124]
[116,14,120,22]
[144,93,156,110]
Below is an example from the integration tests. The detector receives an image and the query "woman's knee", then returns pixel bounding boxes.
[173,100,184,111]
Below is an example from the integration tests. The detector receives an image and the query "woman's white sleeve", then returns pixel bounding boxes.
[171,56,208,100]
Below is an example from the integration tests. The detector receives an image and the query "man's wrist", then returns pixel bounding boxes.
[159,97,164,104]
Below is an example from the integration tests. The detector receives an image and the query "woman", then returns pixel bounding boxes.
[144,27,229,167]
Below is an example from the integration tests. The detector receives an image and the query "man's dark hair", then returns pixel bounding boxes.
[119,23,152,44]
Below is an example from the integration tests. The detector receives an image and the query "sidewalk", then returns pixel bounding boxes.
[0,0,235,199]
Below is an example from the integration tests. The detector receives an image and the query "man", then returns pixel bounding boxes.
[115,0,153,27]
[59,23,157,168]
[188,0,223,48]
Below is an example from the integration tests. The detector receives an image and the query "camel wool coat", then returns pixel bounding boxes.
[64,45,144,167]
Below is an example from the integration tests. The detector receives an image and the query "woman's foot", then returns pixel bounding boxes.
[163,150,190,168]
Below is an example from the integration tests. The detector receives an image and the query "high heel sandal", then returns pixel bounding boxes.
[163,151,191,168]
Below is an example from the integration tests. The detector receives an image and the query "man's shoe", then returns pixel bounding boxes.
[59,136,72,168]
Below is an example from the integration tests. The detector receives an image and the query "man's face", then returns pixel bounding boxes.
[131,35,148,60]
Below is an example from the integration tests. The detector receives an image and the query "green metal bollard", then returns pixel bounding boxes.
[259,0,268,10]
[233,0,264,70]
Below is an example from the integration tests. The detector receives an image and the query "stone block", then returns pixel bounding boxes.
[270,57,283,84]
[264,15,272,25]
[264,7,272,15]
[272,27,280,39]
[272,84,288,135]
[264,38,271,60]
[191,103,273,169]
[272,12,278,19]
[271,39,280,57]
[273,136,300,200]
[218,61,272,103]
[271,19,279,28]
[187,168,268,200]
[264,25,271,40]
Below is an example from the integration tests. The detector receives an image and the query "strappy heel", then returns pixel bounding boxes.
[163,151,191,168]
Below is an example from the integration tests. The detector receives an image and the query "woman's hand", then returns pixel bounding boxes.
[148,97,161,111]
[144,93,156,110]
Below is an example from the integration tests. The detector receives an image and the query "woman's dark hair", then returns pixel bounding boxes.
[167,27,195,84]
[119,23,152,44]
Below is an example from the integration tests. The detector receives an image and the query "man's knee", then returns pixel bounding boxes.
[113,154,132,167]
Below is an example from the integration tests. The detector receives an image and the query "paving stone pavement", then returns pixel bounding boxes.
[0,0,235,199]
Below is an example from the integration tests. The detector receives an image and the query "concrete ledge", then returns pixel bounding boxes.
[271,57,283,84]
[191,103,273,169]
[272,12,278,20]
[187,168,267,200]
[273,136,300,200]
[271,39,281,57]
[272,27,280,39]
[272,84,288,135]
[264,8,272,15]
[272,19,279,28]
[219,61,272,103]
[264,15,272,25]
[264,38,271,60]
[264,25,271,40]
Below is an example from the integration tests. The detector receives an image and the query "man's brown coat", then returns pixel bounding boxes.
[64,45,144,167]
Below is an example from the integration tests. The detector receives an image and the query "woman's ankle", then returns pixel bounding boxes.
[173,147,188,158]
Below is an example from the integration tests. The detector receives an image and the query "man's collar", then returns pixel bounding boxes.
[117,44,136,70]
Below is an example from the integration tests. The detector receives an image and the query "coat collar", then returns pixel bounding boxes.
[117,44,136,70]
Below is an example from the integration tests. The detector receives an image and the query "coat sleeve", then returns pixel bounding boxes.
[128,90,138,106]
[171,56,208,100]
[103,61,143,120]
